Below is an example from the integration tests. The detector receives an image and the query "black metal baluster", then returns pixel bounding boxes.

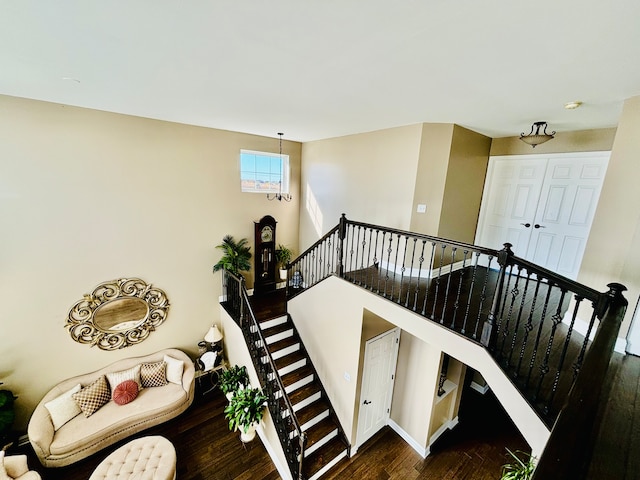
[390,234,401,302]
[497,267,521,359]
[451,250,468,332]
[443,247,457,329]
[515,274,543,378]
[507,270,533,370]
[543,291,576,412]
[472,255,493,340]
[421,242,437,316]
[372,230,380,293]
[354,225,362,285]
[413,240,427,312]
[535,291,573,405]
[396,235,408,305]
[526,282,555,389]
[461,251,479,336]
[383,233,392,297]
[365,228,374,290]
[404,238,417,307]
[431,244,446,322]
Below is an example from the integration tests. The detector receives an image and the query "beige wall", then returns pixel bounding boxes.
[409,123,454,236]
[438,125,491,243]
[0,95,301,429]
[299,125,423,250]
[577,97,640,336]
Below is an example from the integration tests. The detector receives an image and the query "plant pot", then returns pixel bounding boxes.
[279,269,287,281]
[240,423,257,442]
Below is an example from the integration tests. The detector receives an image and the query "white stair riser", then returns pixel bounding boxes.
[293,391,321,412]
[285,375,314,394]
[271,343,300,360]
[278,358,306,376]
[259,315,289,330]
[301,409,329,432]
[265,329,293,345]
[308,449,348,480]
[304,428,338,457]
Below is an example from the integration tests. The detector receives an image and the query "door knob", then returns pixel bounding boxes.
[520,223,531,228]
[534,224,546,229]
[363,400,371,405]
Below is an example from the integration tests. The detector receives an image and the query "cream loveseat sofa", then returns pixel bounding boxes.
[27,348,195,468]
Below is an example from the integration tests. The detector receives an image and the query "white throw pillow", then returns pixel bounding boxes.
[105,364,143,395]
[163,355,184,385]
[44,384,82,430]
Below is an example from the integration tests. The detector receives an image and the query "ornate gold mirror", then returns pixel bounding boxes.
[65,278,169,350]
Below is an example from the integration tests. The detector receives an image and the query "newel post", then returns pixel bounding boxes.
[338,213,347,278]
[481,243,513,351]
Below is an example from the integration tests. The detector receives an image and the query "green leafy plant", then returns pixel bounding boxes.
[500,448,536,480]
[275,244,293,270]
[224,386,268,433]
[0,383,17,449]
[219,365,249,397]
[213,235,252,276]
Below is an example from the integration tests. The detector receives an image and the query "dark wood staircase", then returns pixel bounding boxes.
[256,307,350,480]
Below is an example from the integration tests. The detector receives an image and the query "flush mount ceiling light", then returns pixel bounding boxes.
[564,101,582,110]
[519,121,556,148]
[267,132,292,202]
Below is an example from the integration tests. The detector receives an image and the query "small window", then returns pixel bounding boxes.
[240,149,290,194]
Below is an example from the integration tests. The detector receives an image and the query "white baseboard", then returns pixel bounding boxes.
[428,416,459,446]
[470,380,490,395]
[387,418,429,458]
[562,313,627,354]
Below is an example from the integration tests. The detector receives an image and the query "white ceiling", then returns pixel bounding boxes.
[2,1,639,142]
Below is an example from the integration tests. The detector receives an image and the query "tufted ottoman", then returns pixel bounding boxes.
[89,436,176,480]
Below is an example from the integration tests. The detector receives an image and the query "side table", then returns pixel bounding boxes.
[194,360,227,395]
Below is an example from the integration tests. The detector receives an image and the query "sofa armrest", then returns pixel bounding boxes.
[27,403,54,460]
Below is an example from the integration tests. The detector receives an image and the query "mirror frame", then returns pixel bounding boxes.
[65,278,170,350]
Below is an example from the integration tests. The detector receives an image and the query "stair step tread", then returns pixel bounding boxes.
[304,416,339,448]
[288,381,322,406]
[268,334,300,353]
[275,349,307,370]
[297,398,330,426]
[281,365,314,388]
[303,436,348,479]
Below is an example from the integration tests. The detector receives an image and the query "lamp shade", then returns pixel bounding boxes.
[204,324,223,343]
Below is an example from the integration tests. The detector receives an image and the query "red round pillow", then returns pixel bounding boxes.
[113,380,139,405]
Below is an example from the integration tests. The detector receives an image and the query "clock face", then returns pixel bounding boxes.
[261,226,273,242]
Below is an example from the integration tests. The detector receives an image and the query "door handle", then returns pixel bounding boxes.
[534,224,546,229]
[363,400,371,405]
[520,223,531,228]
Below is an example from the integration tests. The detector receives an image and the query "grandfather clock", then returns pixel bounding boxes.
[254,215,277,295]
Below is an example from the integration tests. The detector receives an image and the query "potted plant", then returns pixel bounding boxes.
[213,235,252,277]
[0,383,17,450]
[224,386,268,442]
[219,365,249,401]
[500,448,535,480]
[275,244,293,281]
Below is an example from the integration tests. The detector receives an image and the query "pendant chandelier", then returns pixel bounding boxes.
[519,121,555,148]
[267,132,292,202]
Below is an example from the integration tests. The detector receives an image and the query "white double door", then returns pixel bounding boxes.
[475,152,610,280]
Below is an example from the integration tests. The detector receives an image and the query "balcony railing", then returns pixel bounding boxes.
[284,214,627,478]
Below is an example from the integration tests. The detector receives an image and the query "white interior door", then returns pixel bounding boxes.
[356,328,400,449]
[526,154,609,279]
[475,156,546,255]
[476,152,609,280]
